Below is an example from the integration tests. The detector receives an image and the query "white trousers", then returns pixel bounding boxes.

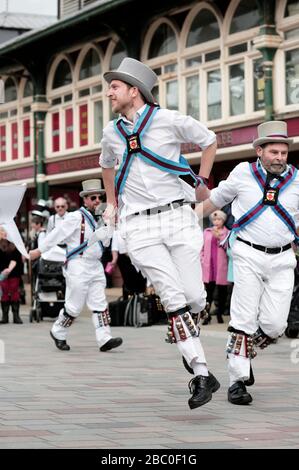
[120,205,207,366]
[51,257,112,348]
[228,239,296,384]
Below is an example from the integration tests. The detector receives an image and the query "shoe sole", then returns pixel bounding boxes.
[100,338,123,352]
[188,393,213,409]
[228,395,252,405]
[50,331,70,351]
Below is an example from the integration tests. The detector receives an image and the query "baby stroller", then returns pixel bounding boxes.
[285,256,299,338]
[29,257,65,323]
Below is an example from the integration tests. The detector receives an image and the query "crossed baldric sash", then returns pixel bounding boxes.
[232,161,299,243]
[114,104,204,195]
[65,207,103,263]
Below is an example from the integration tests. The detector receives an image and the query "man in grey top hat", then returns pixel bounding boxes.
[99,57,219,410]
[197,120,299,406]
[29,179,123,353]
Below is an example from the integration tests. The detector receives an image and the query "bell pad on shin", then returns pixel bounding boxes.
[94,309,111,327]
[252,327,276,349]
[165,311,199,344]
[226,331,256,359]
[59,312,75,328]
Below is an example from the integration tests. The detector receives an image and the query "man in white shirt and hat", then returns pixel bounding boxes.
[99,57,219,410]
[198,120,299,405]
[29,179,123,353]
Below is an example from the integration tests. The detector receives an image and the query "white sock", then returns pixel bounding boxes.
[191,359,209,377]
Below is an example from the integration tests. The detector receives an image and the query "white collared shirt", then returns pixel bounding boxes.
[99,105,216,217]
[210,160,299,247]
[39,210,103,261]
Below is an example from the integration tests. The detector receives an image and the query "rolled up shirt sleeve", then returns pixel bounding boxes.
[172,112,216,149]
[210,163,244,208]
[99,123,117,168]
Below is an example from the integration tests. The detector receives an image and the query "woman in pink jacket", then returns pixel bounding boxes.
[201,210,230,324]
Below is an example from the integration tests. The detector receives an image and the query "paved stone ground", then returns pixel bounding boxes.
[0,289,299,449]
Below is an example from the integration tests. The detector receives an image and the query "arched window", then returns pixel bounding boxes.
[148,23,177,58]
[53,59,72,88]
[79,48,101,80]
[5,78,17,102]
[285,0,299,17]
[23,79,33,98]
[223,0,263,119]
[230,0,260,34]
[186,9,220,47]
[276,0,299,109]
[110,41,127,69]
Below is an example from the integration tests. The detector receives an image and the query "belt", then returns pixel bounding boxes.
[236,236,292,254]
[133,199,184,216]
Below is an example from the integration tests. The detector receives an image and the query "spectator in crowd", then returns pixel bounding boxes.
[46,197,68,234]
[0,240,24,324]
[201,210,230,325]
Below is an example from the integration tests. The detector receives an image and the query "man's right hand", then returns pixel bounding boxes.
[103,203,117,226]
[29,249,41,261]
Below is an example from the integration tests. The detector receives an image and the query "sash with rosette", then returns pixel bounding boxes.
[232,161,299,243]
[65,207,103,263]
[114,104,203,195]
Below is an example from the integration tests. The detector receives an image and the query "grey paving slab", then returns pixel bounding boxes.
[0,298,299,449]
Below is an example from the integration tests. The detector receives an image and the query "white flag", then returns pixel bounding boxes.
[0,184,29,258]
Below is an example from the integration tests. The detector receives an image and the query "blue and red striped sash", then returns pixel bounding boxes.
[232,161,299,242]
[114,104,201,194]
[65,207,103,263]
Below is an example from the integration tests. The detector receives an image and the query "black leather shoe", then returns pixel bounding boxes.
[100,337,123,352]
[182,357,220,393]
[244,364,255,387]
[188,375,213,409]
[50,331,70,351]
[228,381,252,405]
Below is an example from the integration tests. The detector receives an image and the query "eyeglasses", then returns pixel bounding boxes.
[90,195,102,201]
[55,205,66,209]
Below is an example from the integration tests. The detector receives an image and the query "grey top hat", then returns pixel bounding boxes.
[104,57,157,104]
[253,121,293,148]
[79,179,105,197]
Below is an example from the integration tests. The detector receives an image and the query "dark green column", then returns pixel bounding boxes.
[254,0,281,121]
[32,98,49,200]
[26,60,49,201]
